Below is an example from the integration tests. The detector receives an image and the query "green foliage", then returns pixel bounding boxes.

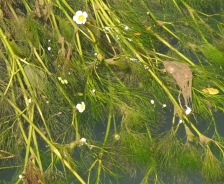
[0,0,224,183]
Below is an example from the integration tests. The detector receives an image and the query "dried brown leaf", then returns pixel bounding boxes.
[163,61,192,106]
[23,159,43,184]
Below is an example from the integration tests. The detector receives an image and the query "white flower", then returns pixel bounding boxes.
[115,35,120,40]
[47,46,51,51]
[144,65,149,69]
[179,119,183,123]
[80,137,86,145]
[73,11,88,24]
[124,26,129,30]
[150,100,154,104]
[104,27,110,31]
[129,58,138,62]
[19,174,23,179]
[162,104,166,108]
[185,106,192,115]
[27,99,32,103]
[76,102,85,113]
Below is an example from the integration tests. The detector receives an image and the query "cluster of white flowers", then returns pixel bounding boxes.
[58,77,68,84]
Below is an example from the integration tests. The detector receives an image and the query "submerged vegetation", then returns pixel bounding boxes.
[1,0,224,183]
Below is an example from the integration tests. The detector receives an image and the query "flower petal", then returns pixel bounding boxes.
[185,106,192,115]
[82,11,88,18]
[75,10,83,16]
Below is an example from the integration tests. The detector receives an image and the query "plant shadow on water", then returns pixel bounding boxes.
[1,0,224,184]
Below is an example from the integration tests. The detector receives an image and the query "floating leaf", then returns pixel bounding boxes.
[202,88,219,95]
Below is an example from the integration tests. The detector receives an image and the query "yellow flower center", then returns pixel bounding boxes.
[80,104,85,110]
[78,15,85,22]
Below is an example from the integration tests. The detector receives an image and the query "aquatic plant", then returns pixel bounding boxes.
[0,0,224,183]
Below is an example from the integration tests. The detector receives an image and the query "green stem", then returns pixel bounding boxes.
[72,109,80,140]
[103,112,112,146]
[24,126,32,164]
[0,28,16,56]
[87,159,98,184]
[32,128,44,174]
[184,117,202,136]
[96,160,102,184]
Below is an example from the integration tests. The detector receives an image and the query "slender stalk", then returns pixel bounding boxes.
[72,108,80,140]
[96,160,102,184]
[24,104,34,167]
[87,159,98,184]
[32,128,44,174]
[103,112,112,146]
